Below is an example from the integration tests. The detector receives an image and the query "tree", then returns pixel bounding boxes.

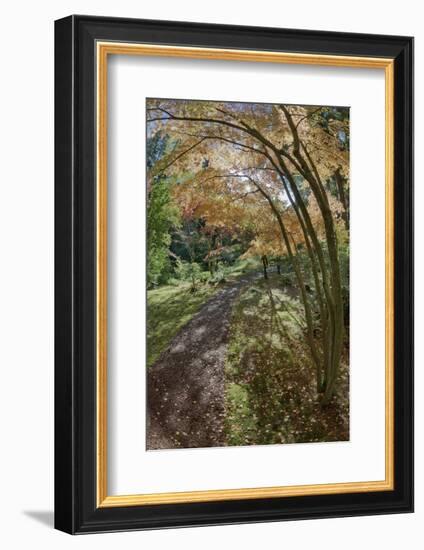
[147,100,349,403]
[146,133,180,287]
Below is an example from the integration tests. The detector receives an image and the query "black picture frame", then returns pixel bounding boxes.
[55,14,414,534]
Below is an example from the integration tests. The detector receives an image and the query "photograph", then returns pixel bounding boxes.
[51,14,413,534]
[146,98,350,450]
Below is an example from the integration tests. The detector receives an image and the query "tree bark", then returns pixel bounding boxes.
[262,255,269,279]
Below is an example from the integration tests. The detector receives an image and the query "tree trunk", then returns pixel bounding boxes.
[262,255,268,279]
[251,182,322,378]
[278,106,345,403]
[334,168,349,230]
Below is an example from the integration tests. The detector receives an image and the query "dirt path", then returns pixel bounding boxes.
[147,272,260,450]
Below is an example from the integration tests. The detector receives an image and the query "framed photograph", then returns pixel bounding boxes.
[54,15,413,534]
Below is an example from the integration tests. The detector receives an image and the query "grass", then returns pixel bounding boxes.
[147,282,217,367]
[147,258,262,367]
[224,257,261,280]
[224,272,349,446]
[147,261,349,447]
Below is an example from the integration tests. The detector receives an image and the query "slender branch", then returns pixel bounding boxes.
[294,107,322,129]
[229,189,261,202]
[147,106,252,135]
[154,138,207,175]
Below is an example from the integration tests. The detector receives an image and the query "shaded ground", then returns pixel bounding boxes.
[147,272,260,450]
[225,273,349,446]
[147,271,349,450]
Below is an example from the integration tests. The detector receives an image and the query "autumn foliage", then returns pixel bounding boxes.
[147,99,349,404]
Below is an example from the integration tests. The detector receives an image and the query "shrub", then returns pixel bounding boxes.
[175,259,202,291]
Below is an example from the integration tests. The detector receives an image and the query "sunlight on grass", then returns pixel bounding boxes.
[147,258,262,368]
[226,383,257,446]
[147,283,216,367]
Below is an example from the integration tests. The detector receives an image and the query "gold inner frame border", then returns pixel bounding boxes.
[96,41,394,508]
